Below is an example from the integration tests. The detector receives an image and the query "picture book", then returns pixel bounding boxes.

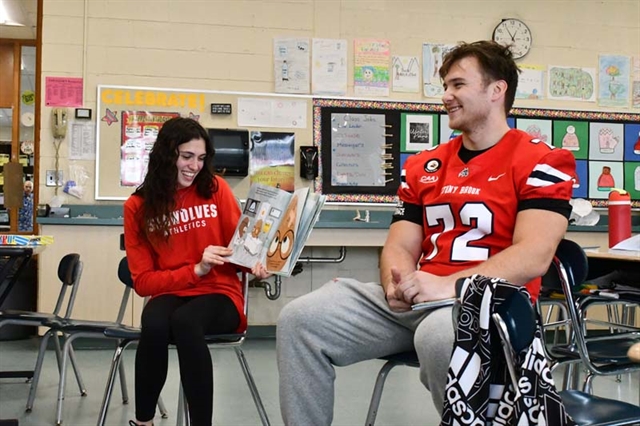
[227,183,326,277]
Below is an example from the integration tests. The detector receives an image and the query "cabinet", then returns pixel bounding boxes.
[0,41,38,234]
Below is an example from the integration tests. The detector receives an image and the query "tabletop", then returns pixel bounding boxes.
[584,248,640,262]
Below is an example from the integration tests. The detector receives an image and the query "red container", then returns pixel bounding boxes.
[608,189,631,248]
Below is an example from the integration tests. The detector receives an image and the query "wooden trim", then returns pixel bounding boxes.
[34,0,43,222]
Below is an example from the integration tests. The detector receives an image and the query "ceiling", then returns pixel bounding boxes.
[0,0,37,40]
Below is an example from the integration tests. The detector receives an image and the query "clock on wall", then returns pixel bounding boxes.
[492,18,532,59]
[20,112,35,127]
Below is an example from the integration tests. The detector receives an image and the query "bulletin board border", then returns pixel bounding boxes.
[312,98,640,207]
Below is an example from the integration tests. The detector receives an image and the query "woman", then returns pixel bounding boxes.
[124,117,268,426]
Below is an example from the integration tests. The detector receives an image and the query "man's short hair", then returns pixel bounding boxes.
[439,41,520,114]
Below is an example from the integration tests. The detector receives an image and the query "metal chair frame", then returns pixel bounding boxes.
[542,239,640,396]
[0,253,87,411]
[364,239,640,425]
[97,258,269,426]
[29,257,167,425]
[493,270,640,426]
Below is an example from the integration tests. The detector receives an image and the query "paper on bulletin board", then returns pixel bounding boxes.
[632,56,640,109]
[45,77,83,107]
[237,98,307,129]
[249,131,295,192]
[354,39,390,97]
[516,64,545,100]
[422,43,455,98]
[312,38,348,96]
[391,56,420,93]
[331,113,386,186]
[598,55,631,108]
[273,37,310,94]
[69,122,96,160]
[547,66,596,102]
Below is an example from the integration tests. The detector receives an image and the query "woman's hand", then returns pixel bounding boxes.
[194,245,233,277]
[251,262,272,280]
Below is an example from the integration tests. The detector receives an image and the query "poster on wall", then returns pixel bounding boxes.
[120,111,180,186]
[597,55,631,108]
[45,77,83,107]
[547,66,596,102]
[400,113,438,152]
[422,43,455,98]
[629,56,640,110]
[273,37,310,94]
[311,38,348,96]
[391,56,420,93]
[249,131,295,191]
[516,65,545,100]
[237,98,307,129]
[354,39,390,97]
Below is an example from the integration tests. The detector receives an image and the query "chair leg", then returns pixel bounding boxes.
[365,360,399,426]
[234,347,270,426]
[582,372,595,394]
[25,329,53,411]
[158,395,168,419]
[55,334,78,425]
[118,357,129,404]
[176,384,186,426]
[52,332,64,372]
[96,341,128,426]
[67,345,87,396]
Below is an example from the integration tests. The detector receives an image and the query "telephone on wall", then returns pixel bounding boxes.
[52,108,68,139]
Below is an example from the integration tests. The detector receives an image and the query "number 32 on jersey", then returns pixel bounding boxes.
[423,203,493,262]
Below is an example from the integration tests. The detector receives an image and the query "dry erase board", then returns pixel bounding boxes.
[313,98,640,208]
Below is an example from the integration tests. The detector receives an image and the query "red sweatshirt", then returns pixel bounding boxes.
[123,177,246,332]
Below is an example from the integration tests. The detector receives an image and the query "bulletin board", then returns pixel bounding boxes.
[95,85,313,200]
[313,98,640,207]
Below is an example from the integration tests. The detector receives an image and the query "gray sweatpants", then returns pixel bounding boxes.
[276,278,455,426]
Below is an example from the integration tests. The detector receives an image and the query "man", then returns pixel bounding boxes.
[18,180,34,232]
[276,41,576,424]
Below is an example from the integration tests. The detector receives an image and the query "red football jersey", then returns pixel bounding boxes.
[397,129,576,297]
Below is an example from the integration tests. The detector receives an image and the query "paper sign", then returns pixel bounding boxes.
[45,77,83,107]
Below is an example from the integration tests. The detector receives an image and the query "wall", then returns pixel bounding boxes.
[37,0,640,324]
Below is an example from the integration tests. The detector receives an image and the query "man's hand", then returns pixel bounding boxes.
[395,270,456,305]
[385,267,412,312]
[194,245,233,277]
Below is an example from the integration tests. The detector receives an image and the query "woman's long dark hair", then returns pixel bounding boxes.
[134,117,218,242]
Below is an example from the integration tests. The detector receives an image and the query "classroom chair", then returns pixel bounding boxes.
[0,253,86,411]
[30,256,167,425]
[364,239,640,425]
[540,239,640,397]
[493,270,640,426]
[98,257,270,426]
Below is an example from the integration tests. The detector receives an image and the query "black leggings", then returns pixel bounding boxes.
[135,293,240,425]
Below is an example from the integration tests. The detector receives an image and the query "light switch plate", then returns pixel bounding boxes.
[46,170,63,187]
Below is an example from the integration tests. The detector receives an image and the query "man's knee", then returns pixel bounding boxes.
[277,296,310,338]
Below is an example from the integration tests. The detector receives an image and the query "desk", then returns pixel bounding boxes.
[584,248,640,282]
[585,249,640,262]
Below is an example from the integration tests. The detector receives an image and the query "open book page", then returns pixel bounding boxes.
[611,234,640,252]
[288,192,326,272]
[264,187,310,275]
[227,184,293,270]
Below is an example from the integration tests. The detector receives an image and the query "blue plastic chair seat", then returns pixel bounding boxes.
[561,389,640,426]
[551,338,639,364]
